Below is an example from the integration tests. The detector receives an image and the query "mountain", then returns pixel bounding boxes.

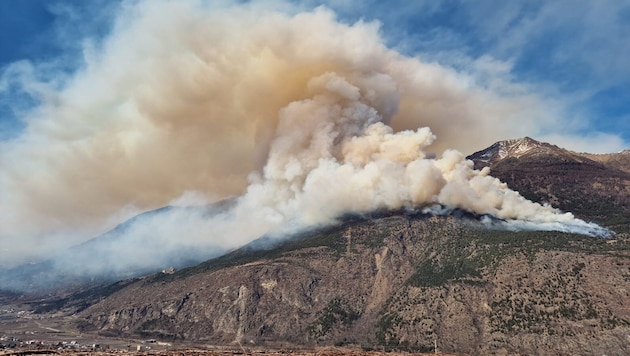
[582,150,630,174]
[0,199,237,293]
[467,136,630,172]
[466,137,578,166]
[20,138,628,355]
[468,137,630,227]
[41,213,627,355]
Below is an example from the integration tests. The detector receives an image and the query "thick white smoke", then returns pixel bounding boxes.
[0,0,607,271]
[224,71,608,238]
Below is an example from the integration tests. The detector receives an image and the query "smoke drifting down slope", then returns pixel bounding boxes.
[0,1,608,269]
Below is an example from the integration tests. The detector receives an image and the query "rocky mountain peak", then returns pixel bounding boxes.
[468,137,630,174]
[466,137,630,225]
[467,136,562,164]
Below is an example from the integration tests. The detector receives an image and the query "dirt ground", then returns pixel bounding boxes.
[1,302,464,356]
[1,350,463,356]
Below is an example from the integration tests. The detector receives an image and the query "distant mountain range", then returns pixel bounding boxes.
[3,137,629,355]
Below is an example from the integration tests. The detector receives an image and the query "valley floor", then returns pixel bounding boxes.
[1,304,463,356]
[0,349,462,356]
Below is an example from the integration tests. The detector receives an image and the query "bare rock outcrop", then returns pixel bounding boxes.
[75,215,630,355]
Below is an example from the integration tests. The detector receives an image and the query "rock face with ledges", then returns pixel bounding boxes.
[75,214,630,355]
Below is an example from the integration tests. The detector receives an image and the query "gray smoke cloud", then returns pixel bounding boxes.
[0,0,609,274]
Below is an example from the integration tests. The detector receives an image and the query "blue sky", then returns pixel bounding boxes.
[1,0,629,151]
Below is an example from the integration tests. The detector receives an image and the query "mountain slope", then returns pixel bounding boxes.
[467,137,598,167]
[0,199,236,293]
[68,213,630,355]
[582,150,630,174]
[18,138,630,355]
[468,137,630,228]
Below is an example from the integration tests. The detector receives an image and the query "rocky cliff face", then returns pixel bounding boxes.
[71,212,630,355]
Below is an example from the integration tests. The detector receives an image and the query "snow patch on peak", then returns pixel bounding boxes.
[496,137,543,159]
[467,137,557,164]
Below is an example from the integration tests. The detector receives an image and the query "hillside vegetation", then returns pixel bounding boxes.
[55,213,630,355]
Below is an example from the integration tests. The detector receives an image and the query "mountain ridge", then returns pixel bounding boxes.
[2,137,629,355]
[69,214,629,355]
[6,137,626,355]
[0,199,238,293]
[467,137,630,227]
[466,136,622,168]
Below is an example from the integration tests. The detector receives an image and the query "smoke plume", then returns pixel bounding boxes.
[0,0,607,272]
